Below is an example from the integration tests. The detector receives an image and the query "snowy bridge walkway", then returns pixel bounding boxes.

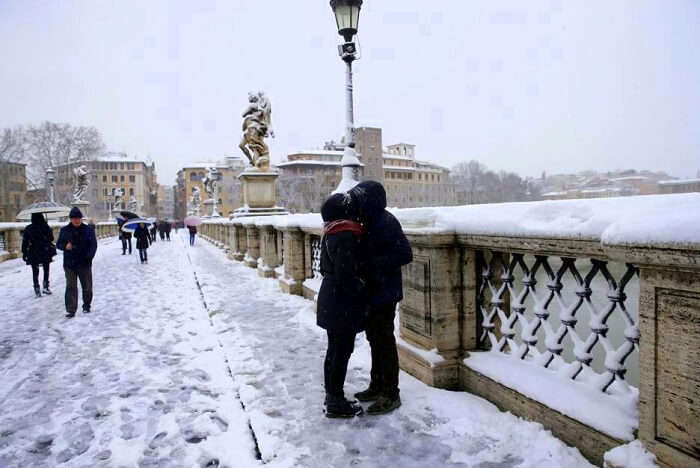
[0,232,593,467]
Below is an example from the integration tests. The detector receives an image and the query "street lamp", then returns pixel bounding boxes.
[330,0,363,193]
[46,167,56,203]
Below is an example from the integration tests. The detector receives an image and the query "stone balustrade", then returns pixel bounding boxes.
[0,221,120,263]
[199,193,699,467]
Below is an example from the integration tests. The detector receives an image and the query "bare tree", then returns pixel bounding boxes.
[0,127,27,163]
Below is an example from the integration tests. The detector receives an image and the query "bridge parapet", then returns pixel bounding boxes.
[199,193,700,467]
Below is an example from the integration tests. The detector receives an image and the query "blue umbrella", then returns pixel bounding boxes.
[120,218,154,233]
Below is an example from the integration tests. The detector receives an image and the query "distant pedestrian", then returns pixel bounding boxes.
[165,222,172,241]
[56,207,97,318]
[150,222,158,243]
[117,218,132,255]
[21,212,57,297]
[158,220,167,241]
[349,180,412,415]
[134,223,151,264]
[317,193,368,418]
[187,225,197,246]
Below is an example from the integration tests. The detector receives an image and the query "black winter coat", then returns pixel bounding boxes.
[21,221,55,265]
[134,226,151,249]
[316,230,369,333]
[349,181,413,306]
[56,223,98,270]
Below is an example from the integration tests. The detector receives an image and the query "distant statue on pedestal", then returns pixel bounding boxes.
[128,196,138,212]
[113,188,125,210]
[202,167,222,217]
[72,165,89,203]
[189,187,202,216]
[239,91,274,171]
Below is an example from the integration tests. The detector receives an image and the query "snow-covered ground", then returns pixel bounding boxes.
[0,232,596,467]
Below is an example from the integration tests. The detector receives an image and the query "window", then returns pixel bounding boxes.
[189,172,199,181]
[129,188,134,196]
[120,163,124,170]
[112,175,118,183]
[128,163,134,170]
[129,175,135,183]
[102,175,107,182]
[103,188,108,196]
[120,175,125,182]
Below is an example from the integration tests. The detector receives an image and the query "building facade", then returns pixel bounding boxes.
[177,156,246,217]
[54,153,158,220]
[156,185,175,220]
[0,161,27,221]
[658,177,700,194]
[276,127,455,212]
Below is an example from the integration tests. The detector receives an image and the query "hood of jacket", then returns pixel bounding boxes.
[321,193,360,222]
[349,180,386,225]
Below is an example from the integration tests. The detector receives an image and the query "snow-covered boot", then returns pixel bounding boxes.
[34,285,42,298]
[324,394,363,418]
[43,282,52,295]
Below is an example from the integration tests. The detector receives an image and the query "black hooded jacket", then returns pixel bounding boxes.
[349,181,413,306]
[21,213,55,265]
[316,193,368,333]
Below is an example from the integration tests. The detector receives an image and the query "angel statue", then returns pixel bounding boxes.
[189,186,202,216]
[238,91,274,171]
[72,165,89,203]
[128,196,138,212]
[113,188,125,210]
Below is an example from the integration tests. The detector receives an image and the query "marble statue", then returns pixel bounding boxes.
[113,188,125,210]
[72,165,89,203]
[239,91,274,171]
[128,196,138,212]
[189,187,202,216]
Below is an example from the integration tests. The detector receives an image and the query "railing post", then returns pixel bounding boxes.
[258,223,279,278]
[232,223,246,261]
[244,224,260,268]
[279,226,304,296]
[396,232,462,389]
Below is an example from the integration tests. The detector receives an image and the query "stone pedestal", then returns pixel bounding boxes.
[258,224,279,278]
[232,169,288,218]
[72,200,90,219]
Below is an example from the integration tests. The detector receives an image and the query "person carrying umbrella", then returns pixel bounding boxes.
[21,212,57,297]
[187,224,197,246]
[134,222,152,264]
[117,218,133,255]
[56,207,98,318]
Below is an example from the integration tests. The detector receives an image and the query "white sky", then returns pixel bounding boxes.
[1,0,699,184]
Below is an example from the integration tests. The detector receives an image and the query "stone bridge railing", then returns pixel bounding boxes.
[0,221,119,263]
[198,193,700,467]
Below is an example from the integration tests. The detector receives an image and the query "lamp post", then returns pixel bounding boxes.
[330,0,363,193]
[46,167,56,203]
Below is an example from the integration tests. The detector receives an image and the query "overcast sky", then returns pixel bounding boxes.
[1,0,699,184]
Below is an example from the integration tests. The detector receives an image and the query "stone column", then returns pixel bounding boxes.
[232,224,246,261]
[7,228,21,259]
[244,225,260,269]
[279,227,305,296]
[258,224,279,278]
[396,232,462,389]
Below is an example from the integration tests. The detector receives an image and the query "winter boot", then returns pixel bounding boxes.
[354,385,381,402]
[43,282,52,295]
[34,285,42,298]
[65,312,75,318]
[324,394,363,419]
[367,395,401,415]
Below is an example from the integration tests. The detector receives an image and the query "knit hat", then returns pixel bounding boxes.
[69,207,83,219]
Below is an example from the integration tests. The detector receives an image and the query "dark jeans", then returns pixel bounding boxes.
[324,330,356,397]
[189,233,196,245]
[31,263,50,288]
[139,248,148,262]
[64,266,92,314]
[121,237,132,254]
[366,302,400,398]
[165,232,170,241]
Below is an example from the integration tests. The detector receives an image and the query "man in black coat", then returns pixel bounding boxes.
[349,180,413,415]
[56,207,98,318]
[117,218,132,255]
[317,193,368,418]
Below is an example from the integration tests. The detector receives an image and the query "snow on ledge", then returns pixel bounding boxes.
[603,440,658,468]
[463,351,638,441]
[397,336,446,368]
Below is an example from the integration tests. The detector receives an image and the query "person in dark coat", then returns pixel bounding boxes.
[56,207,98,318]
[317,193,368,418]
[164,221,172,241]
[158,220,166,240]
[21,212,56,297]
[348,180,413,415]
[150,221,158,243]
[187,225,197,245]
[134,223,151,264]
[117,218,132,255]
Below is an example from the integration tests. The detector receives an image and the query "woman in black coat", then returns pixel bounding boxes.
[316,193,368,418]
[21,212,56,297]
[133,223,151,264]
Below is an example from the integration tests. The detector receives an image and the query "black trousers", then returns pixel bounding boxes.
[139,248,148,262]
[121,237,132,254]
[64,266,92,314]
[366,302,400,398]
[324,330,356,397]
[165,232,170,241]
[31,263,50,288]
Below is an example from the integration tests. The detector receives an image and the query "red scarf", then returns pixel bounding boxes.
[323,220,363,236]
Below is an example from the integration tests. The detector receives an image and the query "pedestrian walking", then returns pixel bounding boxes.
[150,221,158,243]
[56,207,97,318]
[21,212,57,297]
[165,222,172,241]
[117,218,133,255]
[348,180,412,415]
[134,223,151,264]
[188,225,197,246]
[317,193,368,418]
